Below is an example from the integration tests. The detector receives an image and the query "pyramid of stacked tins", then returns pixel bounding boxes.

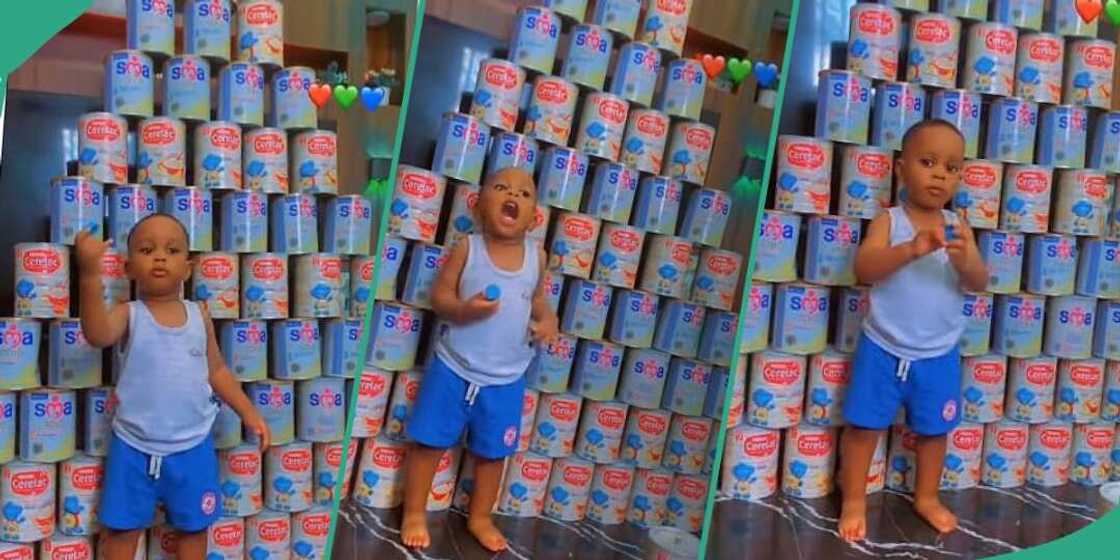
[1,1,374,559]
[719,0,1120,505]
[344,0,737,537]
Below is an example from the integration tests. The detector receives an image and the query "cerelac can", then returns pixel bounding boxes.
[498,453,553,517]
[77,113,128,185]
[0,462,55,542]
[1000,165,1052,233]
[245,510,289,560]
[621,109,669,175]
[907,13,960,88]
[720,425,780,500]
[1064,39,1115,109]
[747,351,806,429]
[965,22,1018,96]
[241,253,288,319]
[137,117,186,187]
[775,136,832,215]
[14,244,70,319]
[838,145,891,219]
[470,59,525,132]
[1015,33,1064,104]
[1053,169,1111,236]
[195,122,242,189]
[665,121,714,186]
[388,166,445,244]
[782,424,836,498]
[243,128,288,193]
[847,3,902,81]
[549,212,601,278]
[1027,421,1072,486]
[1071,422,1114,486]
[942,423,984,490]
[576,92,629,161]
[291,130,337,195]
[236,0,283,67]
[1055,358,1105,423]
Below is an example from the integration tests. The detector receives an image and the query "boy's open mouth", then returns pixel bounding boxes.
[500,200,520,224]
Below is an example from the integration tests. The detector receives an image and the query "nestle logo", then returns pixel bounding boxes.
[256,520,288,542]
[300,513,330,536]
[786,143,825,169]
[245,4,279,25]
[637,114,667,136]
[686,127,713,150]
[84,118,122,141]
[1069,365,1101,386]
[253,133,286,154]
[656,0,687,15]
[306,135,336,157]
[401,173,437,199]
[638,413,667,434]
[645,473,672,495]
[597,408,625,429]
[10,471,50,496]
[1081,45,1114,69]
[142,122,178,145]
[819,361,849,384]
[1040,428,1070,449]
[742,433,779,457]
[1084,427,1113,449]
[857,153,890,178]
[984,29,1016,55]
[796,433,832,457]
[201,257,234,279]
[857,10,896,36]
[602,468,631,490]
[228,452,259,475]
[101,253,127,276]
[597,98,627,124]
[610,229,640,252]
[485,65,520,89]
[562,465,592,487]
[963,164,997,189]
[563,217,596,241]
[521,460,550,482]
[915,19,951,43]
[1029,38,1062,63]
[1084,175,1110,199]
[212,524,243,547]
[22,249,63,275]
[1015,171,1049,194]
[706,255,737,275]
[315,255,342,278]
[681,420,710,441]
[252,258,285,281]
[282,449,312,471]
[209,127,240,150]
[536,80,570,103]
[952,428,982,451]
[1025,364,1054,384]
[997,428,1027,450]
[373,446,405,468]
[972,362,1004,384]
[762,361,801,385]
[69,465,102,490]
[550,400,579,421]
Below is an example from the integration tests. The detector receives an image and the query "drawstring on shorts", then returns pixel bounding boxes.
[896,358,911,383]
[148,455,163,480]
[465,383,481,406]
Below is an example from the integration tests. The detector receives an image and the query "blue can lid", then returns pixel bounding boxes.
[485,284,502,301]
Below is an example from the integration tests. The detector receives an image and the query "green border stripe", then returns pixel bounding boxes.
[696,1,801,557]
[324,1,428,556]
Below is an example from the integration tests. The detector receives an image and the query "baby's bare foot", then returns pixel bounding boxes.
[467,515,508,552]
[401,511,430,549]
[838,499,867,542]
[914,497,958,534]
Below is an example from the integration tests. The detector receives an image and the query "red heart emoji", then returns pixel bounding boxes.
[701,54,726,80]
[308,83,332,108]
[1077,0,1103,22]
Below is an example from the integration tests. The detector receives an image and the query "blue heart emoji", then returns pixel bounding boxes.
[754,62,778,87]
[360,86,386,111]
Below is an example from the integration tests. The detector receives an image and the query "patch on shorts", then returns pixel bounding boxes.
[503,426,518,447]
[201,491,217,515]
[942,400,958,422]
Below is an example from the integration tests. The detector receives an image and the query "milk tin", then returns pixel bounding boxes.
[657,59,705,121]
[834,286,869,354]
[610,42,661,107]
[577,463,632,525]
[1103,362,1120,420]
[549,212,601,278]
[291,507,331,559]
[847,3,902,81]
[576,92,629,161]
[907,13,960,88]
[562,24,612,90]
[961,354,1007,423]
[136,117,186,187]
[617,349,670,409]
[526,334,577,393]
[509,6,561,74]
[292,253,342,318]
[961,292,994,356]
[351,437,408,508]
[542,456,594,521]
[584,162,638,223]
[127,0,175,58]
[608,290,659,348]
[639,234,695,298]
[1000,165,1052,233]
[57,454,100,537]
[212,398,243,449]
[499,453,553,517]
[218,444,262,517]
[77,112,128,185]
[487,132,539,177]
[976,230,1023,293]
[964,22,1018,96]
[432,113,489,185]
[236,0,283,67]
[19,389,75,463]
[772,283,829,356]
[470,59,525,132]
[1048,0,1097,36]
[620,406,671,470]
[520,390,540,452]
[1044,295,1096,359]
[1054,169,1111,236]
[592,0,641,38]
[993,0,1044,29]
[1014,33,1064,104]
[183,0,232,61]
[1090,112,1120,173]
[747,351,806,429]
[162,55,210,121]
[661,415,711,475]
[575,401,628,463]
[41,534,92,560]
[992,294,1045,357]
[82,388,112,458]
[240,253,288,319]
[218,63,265,127]
[1025,233,1078,295]
[313,439,357,503]
[661,359,711,416]
[296,378,345,442]
[1085,238,1120,299]
[219,320,267,382]
[350,369,392,438]
[191,253,238,318]
[571,339,624,401]
[1026,421,1072,486]
[0,319,39,390]
[986,97,1037,164]
[401,244,447,309]
[264,441,313,512]
[97,250,129,310]
[941,423,984,490]
[163,187,214,251]
[719,425,780,500]
[270,67,316,130]
[1055,358,1105,422]
[194,121,242,190]
[666,474,707,533]
[104,50,154,118]
[560,278,612,339]
[775,136,832,215]
[621,109,669,175]
[753,211,801,283]
[1037,105,1089,169]
[346,256,374,318]
[952,160,1002,229]
[246,381,294,445]
[1094,301,1120,361]
[803,215,861,286]
[931,90,982,158]
[538,148,589,212]
[781,424,837,499]
[14,243,70,319]
[375,237,406,301]
[680,188,731,247]
[838,145,892,219]
[542,0,587,20]
[243,128,289,193]
[1071,422,1115,485]
[270,193,319,253]
[291,130,337,195]
[804,350,851,427]
[218,191,268,253]
[627,468,672,527]
[47,320,100,390]
[0,462,54,542]
[49,177,102,246]
[388,165,446,244]
[871,81,926,151]
[245,510,290,560]
[531,393,582,457]
[366,303,423,372]
[1065,39,1115,109]
[632,176,682,235]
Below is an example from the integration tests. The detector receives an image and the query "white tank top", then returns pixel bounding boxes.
[113,300,219,455]
[863,207,965,360]
[436,235,540,386]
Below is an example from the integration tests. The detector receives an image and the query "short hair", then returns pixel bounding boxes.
[482,167,537,194]
[901,119,965,152]
[126,212,190,251]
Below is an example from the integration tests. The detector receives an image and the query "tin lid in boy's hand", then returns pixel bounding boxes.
[485,284,501,301]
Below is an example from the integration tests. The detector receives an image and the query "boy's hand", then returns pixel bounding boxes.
[909,229,945,259]
[75,232,111,277]
[245,409,272,451]
[530,312,559,345]
[458,292,500,323]
[946,219,974,269]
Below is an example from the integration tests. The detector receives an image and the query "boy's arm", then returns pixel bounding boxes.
[854,213,943,285]
[430,239,499,324]
[529,245,559,344]
[947,220,989,292]
[75,232,128,348]
[202,306,271,450]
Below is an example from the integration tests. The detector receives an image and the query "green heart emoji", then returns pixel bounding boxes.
[727,57,752,85]
[1107,0,1120,25]
[334,84,359,109]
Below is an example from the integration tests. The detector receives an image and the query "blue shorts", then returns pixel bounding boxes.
[407,357,526,460]
[100,433,220,533]
[842,333,962,436]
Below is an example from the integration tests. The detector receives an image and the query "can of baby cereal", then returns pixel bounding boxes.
[526,333,578,393]
[665,121,715,186]
[242,127,288,193]
[388,165,445,244]
[244,510,290,560]
[346,257,374,318]
[1054,169,1111,236]
[775,136,832,215]
[575,401,628,464]
[838,145,891,220]
[432,113,489,185]
[20,388,77,463]
[509,6,561,74]
[292,253,342,318]
[442,182,479,247]
[77,113,128,185]
[1044,295,1096,359]
[907,13,960,88]
[1005,356,1056,423]
[50,177,104,247]
[619,407,670,470]
[1000,165,1052,233]
[719,425,780,500]
[219,320,267,382]
[128,0,174,58]
[964,22,1018,96]
[218,444,262,517]
[1038,106,1089,169]
[549,212,601,279]
[662,415,712,475]
[632,176,683,235]
[542,456,594,522]
[961,354,1007,423]
[661,358,711,416]
[638,234,694,298]
[931,90,983,158]
[14,243,70,319]
[953,160,1003,229]
[1025,233,1078,295]
[290,507,331,559]
[610,41,660,107]
[1103,362,1120,421]
[653,302,706,360]
[0,319,40,390]
[782,424,837,498]
[1026,421,1072,486]
[608,289,660,348]
[240,253,288,319]
[617,349,670,409]
[97,249,129,311]
[520,391,540,453]
[48,320,100,390]
[314,439,357,504]
[349,369,392,438]
[691,249,740,312]
[621,109,669,176]
[1064,39,1115,109]
[1093,301,1120,361]
[470,59,525,132]
[183,0,231,61]
[1071,422,1115,486]
[584,162,638,223]
[531,393,582,457]
[772,283,829,356]
[162,55,210,121]
[498,452,553,517]
[592,223,644,289]
[246,380,294,445]
[270,67,315,130]
[367,303,423,372]
[803,215,861,286]
[135,118,186,187]
[236,0,283,66]
[44,534,92,560]
[804,350,851,427]
[296,378,345,442]
[667,474,707,533]
[986,97,1038,164]
[264,441,313,512]
[81,388,112,458]
[350,436,408,508]
[1014,33,1064,104]
[939,423,984,490]
[57,454,100,537]
[104,50,154,118]
[680,188,731,247]
[291,130,337,195]
[218,62,265,127]
[1090,112,1120,173]
[571,339,624,401]
[539,147,589,212]
[976,231,1024,294]
[194,121,242,190]
[576,92,629,161]
[639,0,692,54]
[626,468,672,527]
[871,81,926,152]
[162,188,213,252]
[1085,239,1120,298]
[374,238,406,301]
[992,294,1045,357]
[218,191,268,253]
[0,462,54,542]
[846,3,901,81]
[1055,358,1105,422]
[562,24,612,90]
[657,59,705,121]
[191,253,238,318]
[747,351,806,429]
[887,426,918,492]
